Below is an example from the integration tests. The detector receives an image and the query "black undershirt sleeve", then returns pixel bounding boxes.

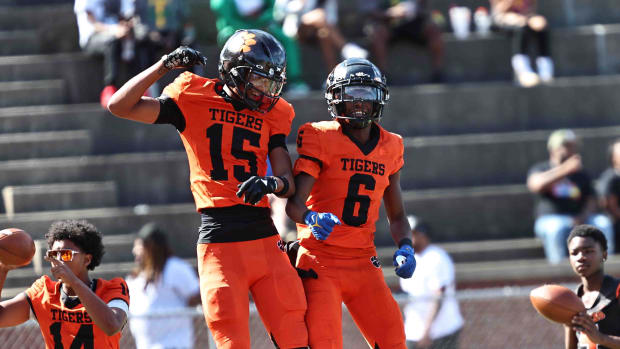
[268,133,288,153]
[155,95,186,132]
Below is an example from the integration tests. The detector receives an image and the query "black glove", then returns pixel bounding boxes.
[162,46,207,70]
[236,176,278,205]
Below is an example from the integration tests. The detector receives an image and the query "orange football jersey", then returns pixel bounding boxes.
[294,121,404,256]
[162,72,295,211]
[25,275,130,349]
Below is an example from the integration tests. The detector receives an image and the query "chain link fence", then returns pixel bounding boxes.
[0,284,571,348]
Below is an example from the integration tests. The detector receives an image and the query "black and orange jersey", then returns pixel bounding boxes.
[160,72,295,211]
[25,275,130,349]
[294,121,404,256]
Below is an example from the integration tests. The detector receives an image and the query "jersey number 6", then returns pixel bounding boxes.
[342,173,375,226]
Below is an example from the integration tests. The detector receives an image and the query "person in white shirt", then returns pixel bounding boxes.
[399,215,464,349]
[126,223,201,349]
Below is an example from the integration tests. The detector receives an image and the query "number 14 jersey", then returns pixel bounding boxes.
[294,121,404,256]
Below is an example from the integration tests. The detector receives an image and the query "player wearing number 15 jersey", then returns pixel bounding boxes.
[286,58,416,348]
[0,220,129,349]
[107,29,308,348]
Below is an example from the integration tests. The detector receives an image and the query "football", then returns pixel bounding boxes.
[530,284,586,324]
[0,228,36,267]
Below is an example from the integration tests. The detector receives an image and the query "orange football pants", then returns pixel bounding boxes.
[297,246,406,349]
[197,235,308,349]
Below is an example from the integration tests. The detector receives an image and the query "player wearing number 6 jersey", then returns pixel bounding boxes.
[286,58,415,348]
[107,29,308,348]
[0,220,129,349]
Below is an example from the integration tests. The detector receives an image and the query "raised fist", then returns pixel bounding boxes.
[162,46,207,70]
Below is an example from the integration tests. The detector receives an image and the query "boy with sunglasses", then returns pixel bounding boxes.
[0,220,130,349]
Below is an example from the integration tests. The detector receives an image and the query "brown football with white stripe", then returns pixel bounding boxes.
[0,228,35,266]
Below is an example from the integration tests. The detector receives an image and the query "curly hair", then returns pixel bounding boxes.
[567,224,608,252]
[45,220,105,270]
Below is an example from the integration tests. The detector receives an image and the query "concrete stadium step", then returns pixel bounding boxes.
[430,0,620,28]
[0,202,200,257]
[0,4,73,30]
[0,104,183,154]
[0,30,39,56]
[0,152,191,208]
[376,238,544,266]
[0,54,102,103]
[0,130,91,160]
[2,181,117,216]
[293,23,620,88]
[398,125,620,190]
[373,184,533,245]
[289,74,620,138]
[0,80,66,108]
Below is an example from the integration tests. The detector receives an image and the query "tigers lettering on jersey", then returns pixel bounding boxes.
[50,309,93,324]
[208,108,263,131]
[294,121,404,256]
[340,158,385,176]
[162,72,295,210]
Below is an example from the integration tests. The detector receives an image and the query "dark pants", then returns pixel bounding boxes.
[406,329,461,349]
[84,31,121,86]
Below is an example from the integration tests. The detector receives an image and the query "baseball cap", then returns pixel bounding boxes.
[547,129,577,151]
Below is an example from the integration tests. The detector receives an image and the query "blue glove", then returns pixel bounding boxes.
[393,245,416,279]
[303,210,341,241]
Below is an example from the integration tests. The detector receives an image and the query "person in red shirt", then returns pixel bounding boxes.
[0,219,129,349]
[107,29,308,348]
[286,58,415,348]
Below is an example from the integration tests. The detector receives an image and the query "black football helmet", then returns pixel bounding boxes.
[218,29,287,113]
[325,58,389,129]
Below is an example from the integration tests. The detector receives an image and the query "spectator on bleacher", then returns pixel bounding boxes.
[527,129,614,264]
[126,223,201,349]
[360,0,445,83]
[275,0,368,72]
[0,220,129,348]
[565,224,620,349]
[74,0,134,108]
[211,0,311,96]
[597,138,620,248]
[400,215,463,349]
[490,0,554,87]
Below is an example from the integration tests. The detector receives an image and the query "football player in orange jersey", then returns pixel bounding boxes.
[285,58,416,348]
[107,29,308,348]
[0,220,129,349]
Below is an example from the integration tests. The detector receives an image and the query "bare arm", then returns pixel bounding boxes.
[0,264,30,328]
[48,258,126,336]
[70,278,127,336]
[106,60,168,123]
[383,171,412,245]
[269,146,296,198]
[527,155,582,193]
[285,172,316,223]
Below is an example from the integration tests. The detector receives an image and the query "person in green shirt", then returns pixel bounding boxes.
[211,0,310,96]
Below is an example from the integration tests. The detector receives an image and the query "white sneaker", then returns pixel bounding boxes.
[286,82,311,98]
[341,43,368,60]
[536,56,554,83]
[516,71,540,88]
